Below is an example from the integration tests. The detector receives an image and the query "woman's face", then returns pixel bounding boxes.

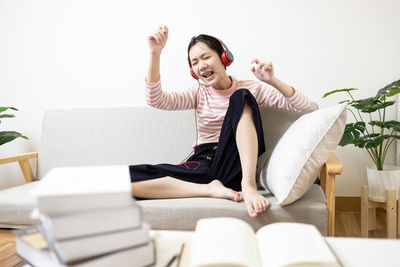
[189,41,230,89]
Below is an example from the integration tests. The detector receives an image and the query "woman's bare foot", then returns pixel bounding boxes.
[242,182,270,218]
[207,180,243,202]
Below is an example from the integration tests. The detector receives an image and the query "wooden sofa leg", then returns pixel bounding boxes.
[327,174,336,237]
[18,159,35,183]
[398,192,400,236]
[386,189,397,239]
[361,185,369,237]
[322,153,343,237]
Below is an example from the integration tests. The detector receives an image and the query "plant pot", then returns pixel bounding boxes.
[366,165,400,202]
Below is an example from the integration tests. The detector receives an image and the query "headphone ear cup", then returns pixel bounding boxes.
[220,51,232,66]
[188,57,199,79]
[190,68,199,79]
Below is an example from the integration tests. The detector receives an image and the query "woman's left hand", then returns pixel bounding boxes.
[251,59,274,84]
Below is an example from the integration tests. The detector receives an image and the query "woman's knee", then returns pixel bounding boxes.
[229,88,257,106]
[230,88,251,99]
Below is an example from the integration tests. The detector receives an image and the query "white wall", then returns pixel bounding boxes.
[1,0,400,196]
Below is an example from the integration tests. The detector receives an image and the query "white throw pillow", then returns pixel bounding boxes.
[260,103,347,206]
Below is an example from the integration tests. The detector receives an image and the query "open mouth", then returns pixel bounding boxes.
[201,71,214,79]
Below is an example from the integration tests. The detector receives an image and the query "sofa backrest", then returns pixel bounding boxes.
[37,103,318,180]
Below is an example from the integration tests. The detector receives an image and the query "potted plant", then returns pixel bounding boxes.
[0,107,28,147]
[323,79,400,201]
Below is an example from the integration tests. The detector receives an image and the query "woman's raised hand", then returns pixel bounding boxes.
[148,25,169,55]
[251,59,274,84]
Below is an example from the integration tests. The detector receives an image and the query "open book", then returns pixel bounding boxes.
[179,217,341,267]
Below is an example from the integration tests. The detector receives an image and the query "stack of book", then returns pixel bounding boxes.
[16,165,155,267]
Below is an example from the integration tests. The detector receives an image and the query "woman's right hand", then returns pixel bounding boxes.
[148,25,168,55]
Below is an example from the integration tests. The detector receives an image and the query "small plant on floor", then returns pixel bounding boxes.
[0,107,28,147]
[322,79,400,171]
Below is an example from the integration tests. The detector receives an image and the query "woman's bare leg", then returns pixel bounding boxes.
[236,102,270,218]
[131,177,242,201]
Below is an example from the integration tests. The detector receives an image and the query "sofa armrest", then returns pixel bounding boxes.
[320,153,343,237]
[0,152,38,183]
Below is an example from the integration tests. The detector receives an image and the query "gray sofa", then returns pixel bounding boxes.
[0,103,342,236]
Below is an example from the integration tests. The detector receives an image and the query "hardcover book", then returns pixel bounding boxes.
[32,165,132,215]
[37,204,142,241]
[15,228,155,267]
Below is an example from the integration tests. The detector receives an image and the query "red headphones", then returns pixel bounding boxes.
[188,36,234,80]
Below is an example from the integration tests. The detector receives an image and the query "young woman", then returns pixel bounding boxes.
[130,25,310,218]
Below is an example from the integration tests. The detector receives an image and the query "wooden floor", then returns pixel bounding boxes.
[335,210,399,238]
[0,211,399,267]
[0,229,23,267]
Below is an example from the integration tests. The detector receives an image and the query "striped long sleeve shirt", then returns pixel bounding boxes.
[145,77,310,146]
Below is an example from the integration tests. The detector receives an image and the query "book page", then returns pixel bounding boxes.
[256,223,340,267]
[190,217,261,267]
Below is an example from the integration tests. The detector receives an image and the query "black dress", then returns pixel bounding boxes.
[129,88,265,192]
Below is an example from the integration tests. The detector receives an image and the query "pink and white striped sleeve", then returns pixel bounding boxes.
[145,78,196,110]
[256,83,311,112]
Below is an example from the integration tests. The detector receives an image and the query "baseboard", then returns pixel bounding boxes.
[335,196,361,212]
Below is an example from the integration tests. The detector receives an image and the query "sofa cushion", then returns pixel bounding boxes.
[256,102,318,186]
[1,182,327,235]
[37,108,196,179]
[260,103,347,206]
[0,181,39,228]
[137,184,327,235]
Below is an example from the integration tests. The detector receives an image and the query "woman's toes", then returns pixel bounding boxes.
[245,202,254,217]
[261,201,267,211]
[247,201,259,218]
[208,180,243,202]
[234,191,243,202]
[229,189,241,202]
[257,204,263,212]
[265,199,270,209]
[249,208,257,218]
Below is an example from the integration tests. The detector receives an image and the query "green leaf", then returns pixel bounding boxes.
[369,121,384,128]
[386,87,400,97]
[339,131,354,146]
[351,98,394,113]
[381,134,400,139]
[0,107,18,113]
[350,97,376,111]
[364,136,385,148]
[376,79,400,98]
[339,122,366,146]
[0,114,16,119]
[386,121,400,132]
[322,88,358,98]
[353,121,366,132]
[0,131,28,146]
[366,101,395,112]
[353,138,366,148]
[370,120,400,132]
